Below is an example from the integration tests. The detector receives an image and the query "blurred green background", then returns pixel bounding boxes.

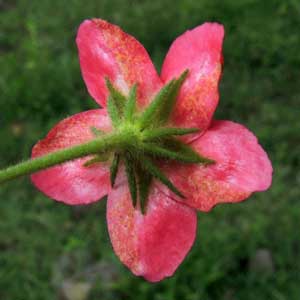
[1,0,300,299]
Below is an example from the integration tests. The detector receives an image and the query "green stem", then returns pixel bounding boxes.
[0,131,128,184]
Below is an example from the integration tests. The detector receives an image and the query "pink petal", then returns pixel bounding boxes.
[161,23,224,135]
[76,19,162,108]
[107,173,197,282]
[160,121,273,212]
[31,109,112,205]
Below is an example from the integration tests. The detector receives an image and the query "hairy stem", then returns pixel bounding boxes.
[0,131,128,184]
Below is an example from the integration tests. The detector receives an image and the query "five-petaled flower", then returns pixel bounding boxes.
[31,19,272,282]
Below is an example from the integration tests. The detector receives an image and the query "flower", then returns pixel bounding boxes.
[31,19,272,282]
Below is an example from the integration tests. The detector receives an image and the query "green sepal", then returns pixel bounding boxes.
[136,164,152,214]
[124,84,137,122]
[90,127,105,137]
[83,153,110,167]
[162,137,215,165]
[110,153,120,187]
[157,70,189,124]
[138,79,176,130]
[102,70,213,211]
[105,78,126,114]
[107,95,121,127]
[138,70,188,129]
[141,143,205,163]
[140,157,185,198]
[142,127,199,141]
[124,153,137,207]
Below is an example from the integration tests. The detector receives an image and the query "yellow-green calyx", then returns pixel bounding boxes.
[0,70,214,214]
[85,70,214,213]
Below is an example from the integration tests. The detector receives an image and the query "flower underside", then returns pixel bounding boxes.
[85,70,214,213]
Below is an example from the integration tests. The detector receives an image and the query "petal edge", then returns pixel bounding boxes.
[160,120,273,212]
[76,19,162,108]
[161,23,224,136]
[31,109,112,205]
[107,174,197,282]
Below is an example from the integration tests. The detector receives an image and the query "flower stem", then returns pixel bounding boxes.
[0,131,126,184]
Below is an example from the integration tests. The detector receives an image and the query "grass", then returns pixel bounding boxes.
[0,0,300,299]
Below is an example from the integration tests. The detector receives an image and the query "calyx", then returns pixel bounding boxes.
[85,70,214,213]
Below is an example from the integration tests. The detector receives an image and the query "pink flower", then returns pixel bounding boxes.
[31,19,272,282]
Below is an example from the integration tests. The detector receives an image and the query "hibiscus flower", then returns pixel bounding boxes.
[30,19,272,282]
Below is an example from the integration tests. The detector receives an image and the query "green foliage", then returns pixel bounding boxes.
[0,0,300,299]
